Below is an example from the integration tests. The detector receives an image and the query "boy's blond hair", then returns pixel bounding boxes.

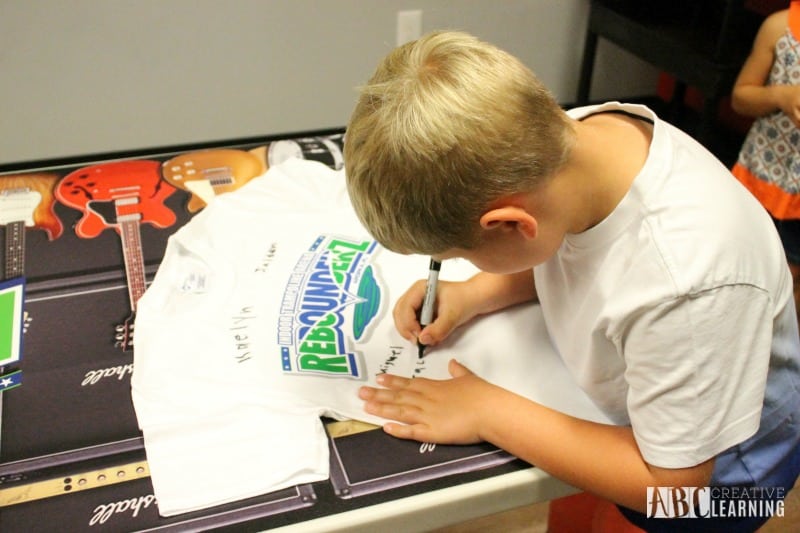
[344,31,574,254]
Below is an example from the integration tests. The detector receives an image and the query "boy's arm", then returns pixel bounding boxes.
[474,372,715,514]
[732,9,800,123]
[360,360,714,514]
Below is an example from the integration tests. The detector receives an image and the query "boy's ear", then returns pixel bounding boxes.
[479,206,538,239]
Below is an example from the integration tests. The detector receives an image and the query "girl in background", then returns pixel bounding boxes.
[732,0,800,319]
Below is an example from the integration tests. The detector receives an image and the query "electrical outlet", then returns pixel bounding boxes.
[396,10,422,46]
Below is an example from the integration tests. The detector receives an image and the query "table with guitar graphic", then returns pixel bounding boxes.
[0,131,583,532]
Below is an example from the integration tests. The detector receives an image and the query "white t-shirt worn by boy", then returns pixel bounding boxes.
[536,103,800,486]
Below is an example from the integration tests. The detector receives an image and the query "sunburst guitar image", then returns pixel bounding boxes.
[0,173,64,336]
[161,148,266,212]
[0,173,63,394]
[55,161,177,351]
[0,173,64,277]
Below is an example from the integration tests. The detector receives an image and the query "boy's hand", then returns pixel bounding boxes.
[393,270,537,348]
[359,359,499,444]
[392,278,482,348]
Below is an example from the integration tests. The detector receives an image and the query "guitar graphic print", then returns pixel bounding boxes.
[0,173,62,392]
[161,149,266,212]
[1,173,64,273]
[0,173,64,334]
[55,161,176,351]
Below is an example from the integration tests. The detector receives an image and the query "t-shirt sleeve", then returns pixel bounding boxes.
[621,283,772,468]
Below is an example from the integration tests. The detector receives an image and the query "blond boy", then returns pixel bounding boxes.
[345,31,800,531]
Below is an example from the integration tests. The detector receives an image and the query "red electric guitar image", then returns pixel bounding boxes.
[161,149,266,212]
[0,173,64,334]
[55,161,176,351]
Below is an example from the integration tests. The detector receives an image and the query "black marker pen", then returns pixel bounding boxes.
[417,259,441,358]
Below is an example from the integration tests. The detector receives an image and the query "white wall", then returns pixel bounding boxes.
[0,0,658,165]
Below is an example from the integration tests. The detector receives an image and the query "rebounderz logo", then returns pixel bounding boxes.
[278,235,382,379]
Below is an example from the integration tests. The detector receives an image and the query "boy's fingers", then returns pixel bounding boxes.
[393,280,428,341]
[383,422,430,441]
[448,358,472,378]
[418,329,434,346]
[420,307,461,345]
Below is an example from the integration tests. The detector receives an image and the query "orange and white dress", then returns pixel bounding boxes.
[732,2,800,220]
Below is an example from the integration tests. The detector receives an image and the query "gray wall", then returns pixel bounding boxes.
[0,0,658,164]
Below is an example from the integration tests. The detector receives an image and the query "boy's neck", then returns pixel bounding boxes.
[554,112,653,234]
